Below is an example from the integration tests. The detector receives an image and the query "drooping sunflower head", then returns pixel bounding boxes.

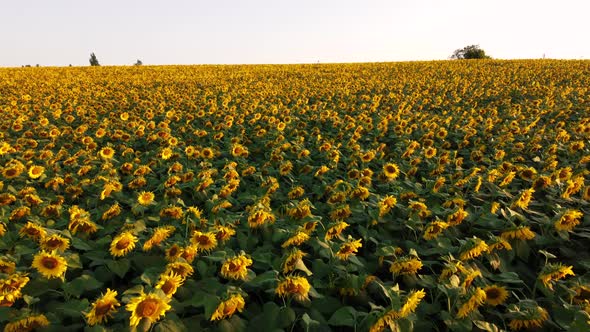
[335,238,362,260]
[18,221,47,241]
[210,293,246,321]
[276,276,311,303]
[507,300,549,331]
[41,234,70,252]
[390,256,423,276]
[459,237,488,261]
[85,288,120,326]
[4,314,50,332]
[220,254,253,281]
[456,287,487,318]
[165,261,194,278]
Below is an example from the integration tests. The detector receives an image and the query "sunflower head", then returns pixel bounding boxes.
[85,288,120,326]
[126,291,172,328]
[31,251,68,279]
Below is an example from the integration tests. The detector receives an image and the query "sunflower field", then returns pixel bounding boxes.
[0,60,589,331]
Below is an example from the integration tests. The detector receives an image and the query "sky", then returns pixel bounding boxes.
[1,0,588,67]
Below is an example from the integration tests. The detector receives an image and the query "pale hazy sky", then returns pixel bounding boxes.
[1,0,588,67]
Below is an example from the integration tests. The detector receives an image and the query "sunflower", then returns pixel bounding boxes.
[457,287,487,318]
[214,225,236,242]
[399,289,427,317]
[0,273,29,306]
[282,249,306,274]
[554,209,583,232]
[335,238,362,260]
[126,291,172,327]
[276,276,311,302]
[101,202,122,221]
[2,166,23,179]
[221,254,253,280]
[137,191,155,206]
[0,259,16,274]
[287,186,305,199]
[165,244,183,261]
[9,206,30,222]
[143,226,175,251]
[287,199,313,220]
[18,221,46,241]
[424,147,437,159]
[325,221,349,241]
[512,188,535,210]
[572,285,590,304]
[390,257,423,276]
[99,146,115,159]
[538,263,574,290]
[201,147,214,159]
[282,231,310,248]
[85,288,120,326]
[160,147,173,160]
[247,209,275,228]
[180,245,198,263]
[210,294,246,321]
[191,231,218,251]
[155,272,184,297]
[27,165,45,179]
[432,176,445,193]
[459,238,488,261]
[499,171,516,187]
[508,302,549,331]
[164,261,194,278]
[423,221,449,240]
[483,285,509,306]
[0,193,16,206]
[382,163,400,180]
[32,251,68,279]
[378,195,397,217]
[447,208,468,226]
[370,289,426,332]
[110,232,138,257]
[4,314,50,332]
[40,234,70,252]
[487,236,512,252]
[501,226,536,241]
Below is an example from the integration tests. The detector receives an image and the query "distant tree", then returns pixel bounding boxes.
[451,45,491,59]
[134,59,143,66]
[89,53,100,66]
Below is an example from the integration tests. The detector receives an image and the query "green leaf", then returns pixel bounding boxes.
[107,258,131,278]
[54,298,90,318]
[328,306,357,327]
[277,307,296,328]
[62,274,102,297]
[72,237,93,251]
[300,313,321,331]
[247,270,278,288]
[154,318,187,332]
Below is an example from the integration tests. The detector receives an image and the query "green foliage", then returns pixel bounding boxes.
[451,45,491,59]
[89,52,100,66]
